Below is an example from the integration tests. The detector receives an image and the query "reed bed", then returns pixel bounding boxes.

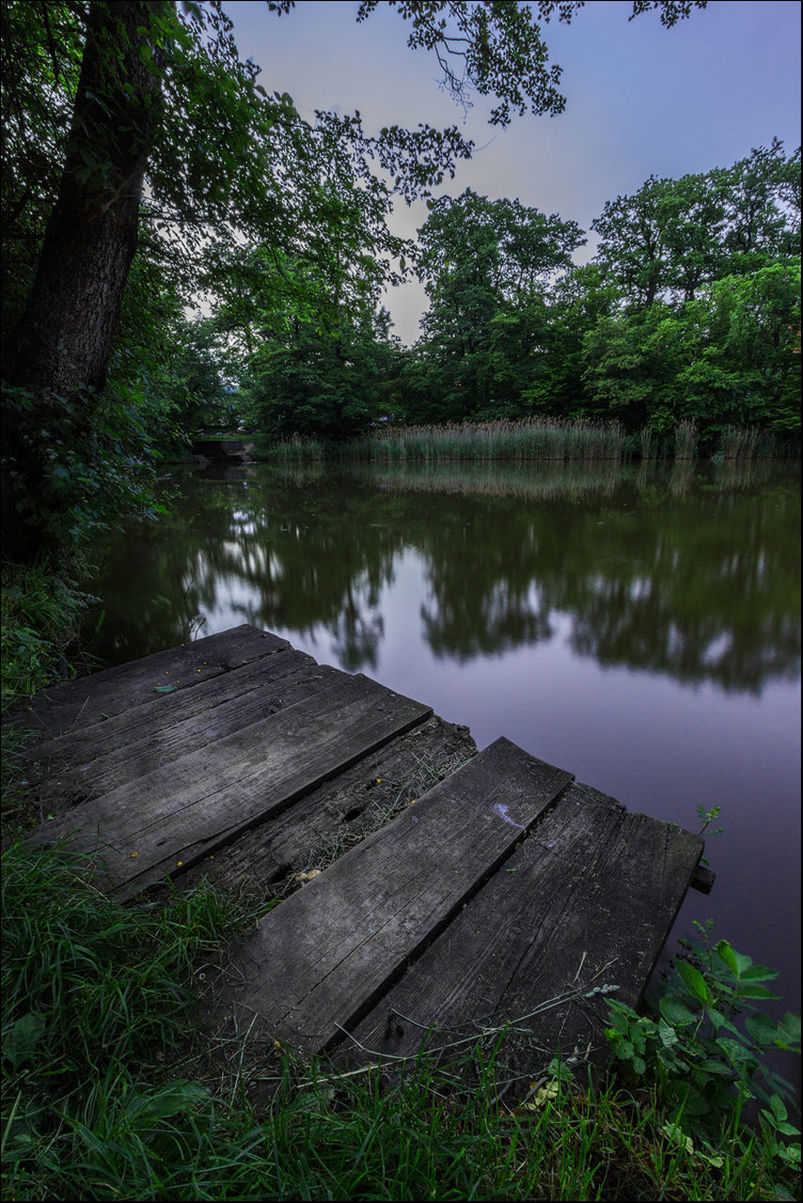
[719,425,761,461]
[356,418,626,463]
[254,421,797,465]
[259,434,326,463]
[640,427,657,460]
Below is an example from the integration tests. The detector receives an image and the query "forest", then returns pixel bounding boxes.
[2,4,801,1201]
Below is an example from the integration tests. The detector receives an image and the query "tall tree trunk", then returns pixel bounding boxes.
[2,0,168,559]
[5,1,167,397]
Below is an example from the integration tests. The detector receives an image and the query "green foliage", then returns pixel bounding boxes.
[591,141,800,309]
[111,239,235,445]
[238,302,405,441]
[1,381,170,561]
[0,562,91,711]
[580,261,801,441]
[411,189,585,420]
[606,923,801,1153]
[0,0,85,333]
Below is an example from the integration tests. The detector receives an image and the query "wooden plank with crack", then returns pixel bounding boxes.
[28,672,431,900]
[14,624,288,740]
[336,780,703,1081]
[221,738,574,1054]
[177,714,477,900]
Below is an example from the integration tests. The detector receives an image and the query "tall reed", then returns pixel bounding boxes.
[720,425,760,461]
[639,427,656,460]
[674,419,699,459]
[355,418,626,463]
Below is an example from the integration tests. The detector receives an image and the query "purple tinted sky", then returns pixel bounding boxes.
[222,0,801,343]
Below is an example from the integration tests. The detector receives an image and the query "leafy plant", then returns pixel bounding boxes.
[606,924,801,1152]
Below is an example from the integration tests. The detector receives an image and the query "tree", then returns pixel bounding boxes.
[591,172,730,308]
[591,143,800,310]
[415,189,584,416]
[581,305,676,429]
[3,2,167,398]
[721,139,802,270]
[581,261,801,438]
[3,0,709,404]
[675,262,802,435]
[522,263,621,416]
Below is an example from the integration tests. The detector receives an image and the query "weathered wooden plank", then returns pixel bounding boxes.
[222,738,574,1053]
[15,625,287,740]
[30,673,431,900]
[28,647,317,767]
[33,652,344,809]
[337,780,703,1080]
[179,714,477,898]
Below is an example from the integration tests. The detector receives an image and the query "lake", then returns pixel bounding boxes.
[83,456,801,1092]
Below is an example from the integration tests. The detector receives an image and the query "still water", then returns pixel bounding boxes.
[84,457,801,1075]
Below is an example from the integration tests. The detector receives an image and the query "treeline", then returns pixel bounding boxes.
[236,140,801,453]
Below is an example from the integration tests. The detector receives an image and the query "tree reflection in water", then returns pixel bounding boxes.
[86,459,800,699]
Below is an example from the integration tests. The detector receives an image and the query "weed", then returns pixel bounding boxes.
[605,923,801,1155]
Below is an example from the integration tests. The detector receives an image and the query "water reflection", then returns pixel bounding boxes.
[86,461,800,697]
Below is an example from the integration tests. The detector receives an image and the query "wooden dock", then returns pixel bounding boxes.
[19,623,708,1083]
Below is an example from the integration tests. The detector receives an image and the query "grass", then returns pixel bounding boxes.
[674,420,700,460]
[1,557,99,838]
[2,840,799,1201]
[1,559,94,711]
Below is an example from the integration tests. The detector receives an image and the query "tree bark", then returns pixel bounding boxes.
[4,1,167,398]
[2,1,169,560]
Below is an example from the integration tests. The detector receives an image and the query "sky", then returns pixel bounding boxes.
[222,0,802,344]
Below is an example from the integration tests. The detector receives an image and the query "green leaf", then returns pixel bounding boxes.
[716,1037,756,1065]
[745,1013,778,1045]
[659,997,697,1026]
[697,1057,735,1076]
[736,983,780,1000]
[657,1018,679,1048]
[775,1013,801,1049]
[714,939,753,977]
[125,1080,207,1122]
[740,964,779,982]
[154,684,177,693]
[676,959,714,1005]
